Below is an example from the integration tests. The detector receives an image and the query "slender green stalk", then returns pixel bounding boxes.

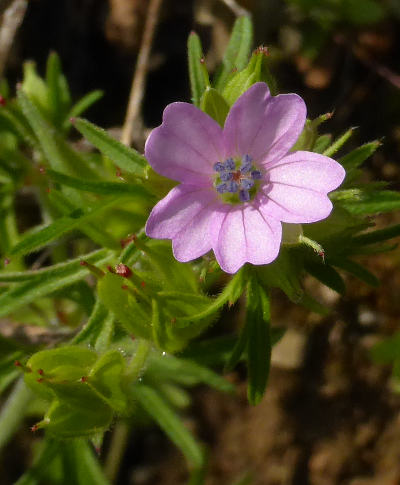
[0,378,32,451]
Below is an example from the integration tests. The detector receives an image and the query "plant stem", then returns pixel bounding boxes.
[0,377,32,451]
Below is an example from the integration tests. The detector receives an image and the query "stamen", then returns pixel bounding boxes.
[240,154,253,173]
[239,189,250,202]
[214,162,225,172]
[241,179,254,190]
[220,172,233,181]
[216,183,228,193]
[251,170,262,180]
[227,181,239,193]
[224,158,235,170]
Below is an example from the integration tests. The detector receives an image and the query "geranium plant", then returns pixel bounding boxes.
[0,15,399,483]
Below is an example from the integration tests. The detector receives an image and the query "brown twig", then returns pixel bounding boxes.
[0,0,28,78]
[219,0,249,17]
[120,0,163,147]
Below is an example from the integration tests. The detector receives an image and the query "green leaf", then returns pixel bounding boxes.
[148,352,234,393]
[47,168,152,200]
[18,88,97,181]
[330,258,379,287]
[73,118,147,176]
[14,439,62,485]
[174,268,246,327]
[340,190,400,215]
[132,384,204,467]
[200,87,229,126]
[224,321,249,373]
[339,141,380,171]
[0,250,113,317]
[9,197,122,257]
[22,62,49,115]
[305,261,346,294]
[351,224,400,246]
[46,52,71,127]
[47,189,120,249]
[0,379,32,451]
[246,277,271,405]
[64,90,104,130]
[0,248,109,283]
[215,16,253,91]
[73,300,114,350]
[371,332,400,363]
[187,32,209,107]
[343,0,385,25]
[59,440,110,485]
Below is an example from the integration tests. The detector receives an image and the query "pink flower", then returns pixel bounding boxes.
[145,83,345,274]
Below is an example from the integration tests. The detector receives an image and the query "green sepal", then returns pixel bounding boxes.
[97,273,152,340]
[41,400,112,438]
[24,346,97,401]
[200,87,229,127]
[88,350,128,413]
[222,47,276,106]
[292,112,332,151]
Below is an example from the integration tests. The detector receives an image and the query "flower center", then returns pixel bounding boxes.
[213,155,262,203]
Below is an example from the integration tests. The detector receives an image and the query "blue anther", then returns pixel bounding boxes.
[241,179,254,190]
[251,170,262,180]
[214,162,225,172]
[224,158,235,170]
[239,189,250,202]
[220,171,233,182]
[242,154,253,164]
[216,183,228,193]
[227,181,239,193]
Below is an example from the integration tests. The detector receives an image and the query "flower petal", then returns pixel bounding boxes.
[145,103,224,186]
[259,151,346,223]
[146,185,217,260]
[211,204,282,274]
[223,82,306,165]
